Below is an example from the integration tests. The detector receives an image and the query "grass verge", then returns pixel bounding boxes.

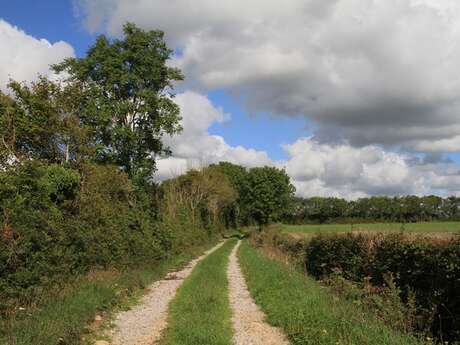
[161,239,237,345]
[0,242,216,345]
[238,241,426,345]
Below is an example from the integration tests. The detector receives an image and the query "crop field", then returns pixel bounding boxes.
[282,221,460,235]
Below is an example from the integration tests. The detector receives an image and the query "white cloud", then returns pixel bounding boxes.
[0,20,75,90]
[157,91,460,199]
[156,91,272,180]
[1,12,459,198]
[281,137,460,198]
[76,0,460,151]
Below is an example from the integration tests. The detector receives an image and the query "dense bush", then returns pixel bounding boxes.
[278,232,460,342]
[0,162,79,309]
[307,234,373,281]
[0,162,162,311]
[0,162,233,315]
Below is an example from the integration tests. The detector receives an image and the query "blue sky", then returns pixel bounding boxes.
[0,0,312,162]
[2,0,460,198]
[1,0,94,56]
[207,90,313,160]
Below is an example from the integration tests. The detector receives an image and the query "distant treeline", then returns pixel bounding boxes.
[285,196,460,224]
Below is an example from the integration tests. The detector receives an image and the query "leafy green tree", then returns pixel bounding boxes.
[241,166,295,228]
[209,161,249,227]
[0,79,63,164]
[53,23,183,185]
[0,91,18,166]
[0,77,94,166]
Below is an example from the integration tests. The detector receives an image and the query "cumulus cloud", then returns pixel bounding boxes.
[2,11,459,198]
[281,137,460,198]
[156,91,272,180]
[0,20,75,90]
[156,91,460,199]
[76,0,460,151]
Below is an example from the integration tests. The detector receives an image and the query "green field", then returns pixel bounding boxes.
[283,221,460,234]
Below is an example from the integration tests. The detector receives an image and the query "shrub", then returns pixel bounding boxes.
[0,162,168,313]
[0,162,235,316]
[304,233,460,342]
[0,162,79,310]
[256,230,460,342]
[307,233,373,281]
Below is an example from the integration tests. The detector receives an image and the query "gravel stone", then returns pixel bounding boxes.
[228,241,290,345]
[108,242,224,345]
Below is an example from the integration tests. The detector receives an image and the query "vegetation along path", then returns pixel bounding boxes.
[228,240,289,345]
[107,241,225,345]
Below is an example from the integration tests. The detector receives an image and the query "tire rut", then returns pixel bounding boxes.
[107,241,225,345]
[228,241,290,345]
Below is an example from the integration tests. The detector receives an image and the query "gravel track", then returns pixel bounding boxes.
[228,241,290,345]
[107,241,225,345]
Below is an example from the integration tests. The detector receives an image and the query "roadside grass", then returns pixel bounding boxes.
[283,221,460,235]
[0,243,215,345]
[238,241,427,345]
[161,239,237,345]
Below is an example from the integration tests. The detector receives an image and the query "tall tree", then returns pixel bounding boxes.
[209,161,249,227]
[53,23,183,185]
[241,166,295,228]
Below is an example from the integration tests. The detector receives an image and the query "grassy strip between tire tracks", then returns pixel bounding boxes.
[0,242,217,345]
[161,239,237,345]
[238,241,427,345]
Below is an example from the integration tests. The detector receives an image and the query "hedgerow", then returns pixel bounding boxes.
[0,162,233,316]
[255,229,460,343]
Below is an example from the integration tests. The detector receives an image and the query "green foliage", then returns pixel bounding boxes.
[0,162,169,314]
[0,161,79,309]
[0,159,234,324]
[69,164,166,267]
[0,79,62,163]
[210,163,297,228]
[0,21,234,344]
[209,161,249,228]
[161,240,236,345]
[0,78,94,165]
[53,23,183,184]
[240,166,295,226]
[238,241,424,345]
[1,247,204,345]
[307,234,372,281]
[286,195,460,224]
[322,272,418,335]
[159,167,237,249]
[268,232,460,342]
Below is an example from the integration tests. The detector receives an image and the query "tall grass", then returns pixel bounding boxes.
[238,241,426,345]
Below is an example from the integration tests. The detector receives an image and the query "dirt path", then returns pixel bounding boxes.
[228,241,290,345]
[107,241,225,345]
